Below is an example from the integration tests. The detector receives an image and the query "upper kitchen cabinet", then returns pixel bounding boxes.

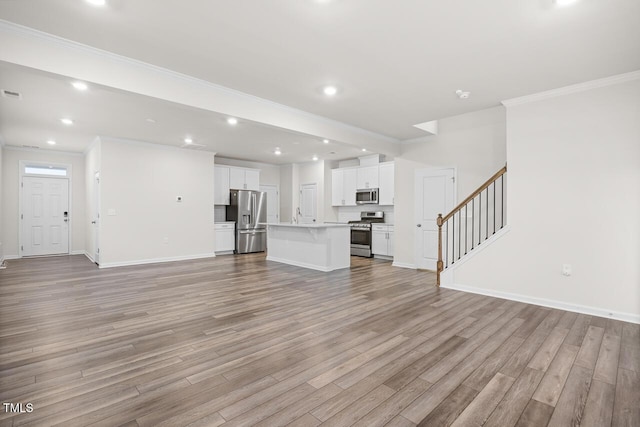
[229,167,260,191]
[215,165,260,205]
[378,162,395,205]
[356,166,379,190]
[214,166,231,205]
[331,167,357,206]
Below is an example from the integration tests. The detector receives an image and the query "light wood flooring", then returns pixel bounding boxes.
[0,254,638,426]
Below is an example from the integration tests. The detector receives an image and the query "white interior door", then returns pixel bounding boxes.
[260,184,279,224]
[299,183,317,224]
[415,168,455,270]
[22,176,70,256]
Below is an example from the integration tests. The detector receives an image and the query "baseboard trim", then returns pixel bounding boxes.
[265,256,348,272]
[442,282,640,325]
[392,262,417,269]
[98,253,216,269]
[84,252,96,264]
[4,255,20,260]
[71,250,85,255]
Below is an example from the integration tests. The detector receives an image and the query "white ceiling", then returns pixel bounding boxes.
[0,0,639,161]
[0,62,366,164]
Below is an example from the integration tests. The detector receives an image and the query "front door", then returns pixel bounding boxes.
[415,168,455,270]
[22,176,70,256]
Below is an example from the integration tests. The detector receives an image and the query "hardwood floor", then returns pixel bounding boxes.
[0,254,638,426]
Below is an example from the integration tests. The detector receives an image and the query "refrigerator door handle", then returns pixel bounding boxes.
[238,229,266,234]
[251,193,257,226]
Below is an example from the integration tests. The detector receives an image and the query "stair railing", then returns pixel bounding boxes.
[436,165,507,286]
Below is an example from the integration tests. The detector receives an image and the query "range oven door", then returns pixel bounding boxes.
[350,227,372,257]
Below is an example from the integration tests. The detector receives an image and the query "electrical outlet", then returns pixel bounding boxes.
[562,264,572,276]
[163,237,169,244]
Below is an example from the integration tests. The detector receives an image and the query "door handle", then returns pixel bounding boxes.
[91,221,96,224]
[64,219,68,222]
[416,224,422,227]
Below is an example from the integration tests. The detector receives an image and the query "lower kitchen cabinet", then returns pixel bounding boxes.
[215,222,235,253]
[372,224,394,257]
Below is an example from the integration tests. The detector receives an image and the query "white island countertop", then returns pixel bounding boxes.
[264,222,349,228]
[266,223,350,272]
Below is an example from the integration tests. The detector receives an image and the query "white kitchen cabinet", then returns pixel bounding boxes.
[215,222,235,252]
[378,162,395,205]
[229,167,260,191]
[214,166,230,205]
[372,224,394,257]
[244,169,260,190]
[331,167,357,206]
[356,165,379,190]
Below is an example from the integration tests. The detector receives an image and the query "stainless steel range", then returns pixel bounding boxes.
[349,211,385,257]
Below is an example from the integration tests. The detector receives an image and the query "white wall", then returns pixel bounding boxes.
[0,145,3,263]
[1,148,86,257]
[279,164,294,223]
[84,139,101,261]
[98,138,216,267]
[393,107,507,267]
[453,78,640,321]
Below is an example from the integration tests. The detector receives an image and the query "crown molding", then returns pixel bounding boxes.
[4,145,84,156]
[502,70,640,107]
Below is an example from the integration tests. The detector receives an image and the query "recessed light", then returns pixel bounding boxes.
[554,0,579,6]
[146,118,156,123]
[227,117,238,125]
[86,0,106,6]
[184,137,193,144]
[312,155,319,161]
[323,139,330,144]
[47,140,56,145]
[71,81,88,91]
[455,90,471,99]
[323,85,338,96]
[361,148,367,152]
[274,147,282,155]
[60,118,73,125]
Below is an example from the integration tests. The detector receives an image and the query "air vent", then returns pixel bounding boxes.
[21,145,40,149]
[180,142,206,150]
[2,89,22,100]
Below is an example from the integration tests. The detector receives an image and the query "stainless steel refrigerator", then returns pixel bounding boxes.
[226,190,267,254]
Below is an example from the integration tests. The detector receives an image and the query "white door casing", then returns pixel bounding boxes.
[260,184,279,224]
[299,183,317,224]
[415,168,455,270]
[93,171,100,264]
[22,176,70,256]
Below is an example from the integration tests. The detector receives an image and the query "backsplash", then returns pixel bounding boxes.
[337,206,395,224]
[214,205,227,222]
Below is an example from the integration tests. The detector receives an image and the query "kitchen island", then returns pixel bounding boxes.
[265,223,350,272]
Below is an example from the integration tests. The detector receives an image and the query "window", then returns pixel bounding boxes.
[24,165,68,177]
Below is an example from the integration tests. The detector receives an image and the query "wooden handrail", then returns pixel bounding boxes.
[441,165,507,223]
[436,164,507,287]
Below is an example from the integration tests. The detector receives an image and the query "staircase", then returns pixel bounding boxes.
[436,165,507,286]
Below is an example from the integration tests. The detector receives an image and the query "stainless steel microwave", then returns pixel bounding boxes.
[356,188,379,204]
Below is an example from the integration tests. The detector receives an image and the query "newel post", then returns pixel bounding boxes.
[436,214,443,287]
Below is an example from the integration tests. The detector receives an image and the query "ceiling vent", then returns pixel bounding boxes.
[180,142,206,150]
[2,89,22,100]
[21,145,40,149]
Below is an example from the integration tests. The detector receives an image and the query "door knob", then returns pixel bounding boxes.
[416,224,422,227]
[91,221,96,224]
